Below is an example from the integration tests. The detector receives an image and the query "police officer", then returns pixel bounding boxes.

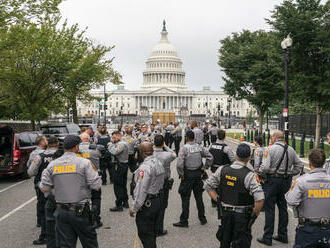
[203,122,210,147]
[28,136,61,245]
[39,135,101,248]
[251,135,265,171]
[138,124,151,143]
[191,121,203,146]
[96,126,112,185]
[173,130,213,227]
[208,129,235,207]
[27,136,48,228]
[79,133,103,228]
[153,135,177,236]
[286,149,330,248]
[122,127,137,173]
[129,142,165,248]
[109,131,130,211]
[257,130,303,246]
[204,143,265,248]
[209,123,219,144]
[171,122,183,156]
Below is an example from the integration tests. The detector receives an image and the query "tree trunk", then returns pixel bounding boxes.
[31,119,36,131]
[71,96,78,124]
[315,101,322,148]
[258,110,265,134]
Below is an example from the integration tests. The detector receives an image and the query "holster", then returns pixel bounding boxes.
[247,212,258,231]
[130,180,136,198]
[166,178,174,190]
[46,194,57,213]
[217,201,223,219]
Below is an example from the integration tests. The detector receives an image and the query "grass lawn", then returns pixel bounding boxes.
[226,132,330,158]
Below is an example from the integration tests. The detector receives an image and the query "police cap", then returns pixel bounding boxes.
[236,143,251,159]
[63,135,81,150]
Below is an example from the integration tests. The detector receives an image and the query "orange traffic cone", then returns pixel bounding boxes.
[234,133,237,139]
[240,136,244,142]
[269,139,272,146]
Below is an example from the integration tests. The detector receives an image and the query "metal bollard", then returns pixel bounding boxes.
[292,132,296,151]
[247,130,250,142]
[319,137,324,150]
[299,133,305,158]
[251,130,254,144]
[267,129,270,146]
[309,138,314,150]
[263,132,266,146]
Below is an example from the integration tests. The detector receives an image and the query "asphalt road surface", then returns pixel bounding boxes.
[0,140,298,248]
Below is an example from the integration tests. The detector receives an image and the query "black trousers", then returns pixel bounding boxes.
[203,135,210,147]
[211,135,217,144]
[91,190,101,223]
[113,163,129,207]
[178,171,206,224]
[156,184,170,234]
[174,137,182,156]
[217,210,252,248]
[136,197,161,248]
[262,177,292,241]
[128,154,137,173]
[294,224,330,248]
[168,135,174,149]
[164,133,170,147]
[100,158,113,184]
[210,166,218,206]
[45,198,57,248]
[54,207,98,248]
[35,186,46,239]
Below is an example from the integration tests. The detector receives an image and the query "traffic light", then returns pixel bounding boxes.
[217,105,220,111]
[104,105,108,110]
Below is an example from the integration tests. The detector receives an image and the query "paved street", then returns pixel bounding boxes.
[0,140,298,248]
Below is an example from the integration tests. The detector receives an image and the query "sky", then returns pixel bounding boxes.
[59,0,283,91]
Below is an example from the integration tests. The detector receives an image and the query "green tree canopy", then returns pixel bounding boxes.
[267,0,330,145]
[219,30,283,133]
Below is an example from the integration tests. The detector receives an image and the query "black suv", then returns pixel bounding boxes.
[40,123,81,150]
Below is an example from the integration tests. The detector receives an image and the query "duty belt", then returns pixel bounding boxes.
[267,173,292,179]
[222,205,253,214]
[57,203,85,212]
[299,217,330,227]
[146,193,160,200]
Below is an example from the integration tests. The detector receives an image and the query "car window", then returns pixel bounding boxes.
[29,133,38,144]
[67,124,81,134]
[19,133,33,147]
[41,127,68,134]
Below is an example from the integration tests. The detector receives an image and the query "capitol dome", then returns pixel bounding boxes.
[141,20,187,91]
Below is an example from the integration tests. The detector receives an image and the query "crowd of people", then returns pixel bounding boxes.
[26,121,330,248]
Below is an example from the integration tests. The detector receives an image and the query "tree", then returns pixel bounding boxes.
[267,0,330,146]
[219,30,283,133]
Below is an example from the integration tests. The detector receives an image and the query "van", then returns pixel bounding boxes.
[0,125,39,177]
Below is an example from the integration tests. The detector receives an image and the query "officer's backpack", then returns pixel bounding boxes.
[35,150,62,185]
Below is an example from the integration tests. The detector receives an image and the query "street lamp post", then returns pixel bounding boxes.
[228,98,232,128]
[281,34,293,144]
[103,84,107,125]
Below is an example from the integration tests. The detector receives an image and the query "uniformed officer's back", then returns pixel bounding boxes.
[286,148,330,248]
[258,130,303,246]
[39,135,101,248]
[204,143,264,248]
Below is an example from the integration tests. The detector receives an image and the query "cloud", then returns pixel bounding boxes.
[59,0,282,91]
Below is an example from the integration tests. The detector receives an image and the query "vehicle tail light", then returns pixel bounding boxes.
[13,149,20,162]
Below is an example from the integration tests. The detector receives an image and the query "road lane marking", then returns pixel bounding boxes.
[0,196,36,223]
[0,180,26,193]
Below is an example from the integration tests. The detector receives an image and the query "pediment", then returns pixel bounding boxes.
[148,87,178,95]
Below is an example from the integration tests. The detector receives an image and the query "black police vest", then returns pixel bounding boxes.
[218,166,254,206]
[97,136,110,147]
[34,150,62,184]
[209,143,231,166]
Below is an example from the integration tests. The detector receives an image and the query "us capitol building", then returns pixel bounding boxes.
[77,21,253,122]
